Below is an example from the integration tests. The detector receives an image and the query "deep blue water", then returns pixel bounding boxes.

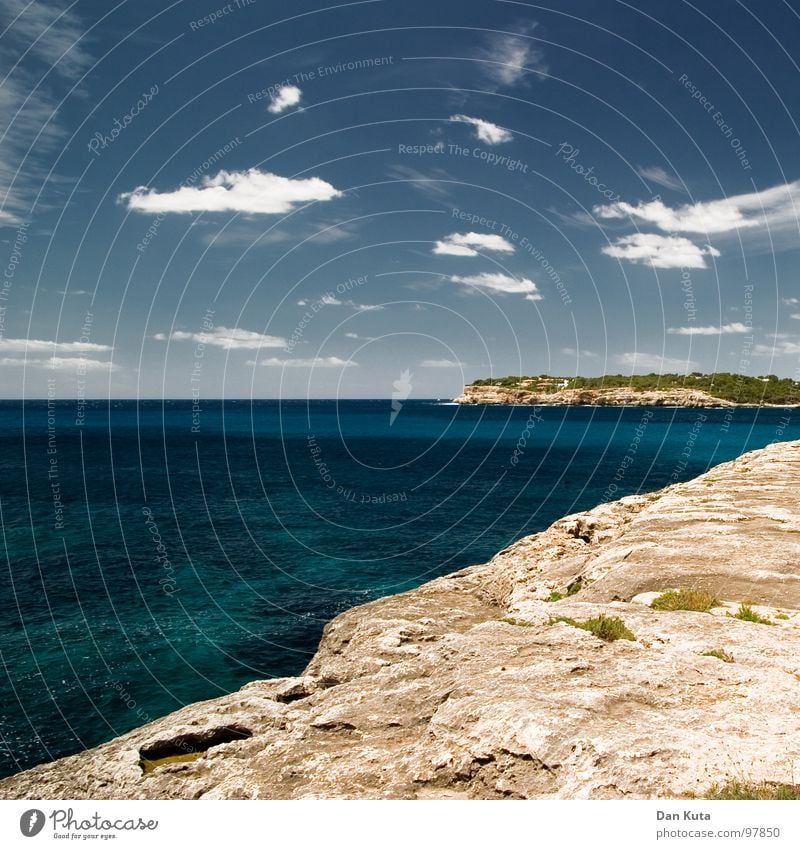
[0,399,797,777]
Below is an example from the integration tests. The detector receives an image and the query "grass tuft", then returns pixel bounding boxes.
[651,589,719,612]
[702,649,734,663]
[545,581,583,603]
[728,604,774,625]
[566,579,583,596]
[706,781,800,800]
[550,614,635,642]
[775,613,790,620]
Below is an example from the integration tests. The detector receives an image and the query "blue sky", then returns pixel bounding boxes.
[1,0,799,398]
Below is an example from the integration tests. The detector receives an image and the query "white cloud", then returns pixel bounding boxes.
[783,297,800,306]
[753,340,800,356]
[154,326,286,349]
[450,114,512,145]
[248,356,357,367]
[0,1,93,225]
[421,358,463,368]
[449,271,541,300]
[344,332,377,341]
[791,314,800,320]
[667,323,749,336]
[602,233,720,268]
[0,356,114,371]
[479,27,548,88]
[268,84,302,114]
[297,296,383,312]
[0,338,112,353]
[120,168,342,215]
[433,231,516,256]
[635,165,684,192]
[595,180,800,235]
[562,347,598,357]
[616,352,697,372]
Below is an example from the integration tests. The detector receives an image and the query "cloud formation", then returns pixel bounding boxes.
[268,84,302,114]
[602,233,720,268]
[296,295,383,312]
[635,165,684,192]
[420,358,464,368]
[0,338,112,353]
[667,323,749,335]
[450,114,512,145]
[449,271,541,300]
[479,27,548,88]
[248,356,356,367]
[0,356,113,371]
[155,326,286,349]
[595,180,800,235]
[753,340,800,356]
[120,169,342,215]
[0,1,94,225]
[433,231,516,256]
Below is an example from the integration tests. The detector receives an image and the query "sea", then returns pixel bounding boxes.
[0,399,797,777]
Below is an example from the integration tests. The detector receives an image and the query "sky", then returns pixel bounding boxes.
[1,0,799,398]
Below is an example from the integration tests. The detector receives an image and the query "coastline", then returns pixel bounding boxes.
[2,439,800,799]
[452,384,800,408]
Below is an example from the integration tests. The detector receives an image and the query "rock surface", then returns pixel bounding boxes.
[453,384,741,406]
[2,440,800,799]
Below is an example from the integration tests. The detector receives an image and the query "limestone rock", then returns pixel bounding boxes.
[453,384,744,407]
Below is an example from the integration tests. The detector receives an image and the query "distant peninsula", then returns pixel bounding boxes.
[454,373,800,407]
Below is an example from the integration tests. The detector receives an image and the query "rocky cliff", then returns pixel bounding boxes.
[454,384,737,406]
[2,440,800,800]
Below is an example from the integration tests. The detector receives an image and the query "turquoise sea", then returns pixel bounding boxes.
[0,399,797,777]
